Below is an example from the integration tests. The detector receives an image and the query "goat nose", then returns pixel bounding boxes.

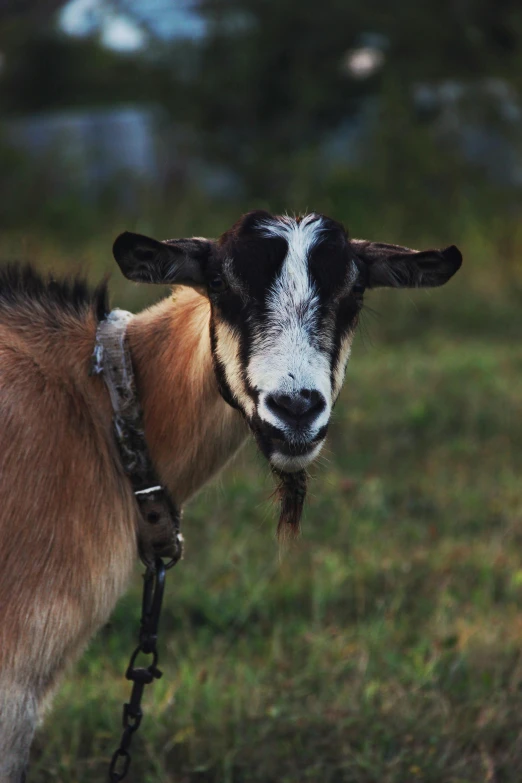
[266,389,326,426]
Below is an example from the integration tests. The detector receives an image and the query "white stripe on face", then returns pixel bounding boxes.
[246,215,332,437]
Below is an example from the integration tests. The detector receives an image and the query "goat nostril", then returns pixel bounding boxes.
[304,389,325,413]
[266,393,293,417]
[266,389,326,424]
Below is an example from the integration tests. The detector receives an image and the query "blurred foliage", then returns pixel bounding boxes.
[2,0,522,203]
[183,0,522,193]
[0,33,171,113]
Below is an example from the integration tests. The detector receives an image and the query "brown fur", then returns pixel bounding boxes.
[0,282,246,781]
[127,288,247,504]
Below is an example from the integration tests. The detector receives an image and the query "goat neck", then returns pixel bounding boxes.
[126,287,247,505]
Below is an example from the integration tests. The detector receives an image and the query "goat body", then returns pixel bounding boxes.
[0,277,245,782]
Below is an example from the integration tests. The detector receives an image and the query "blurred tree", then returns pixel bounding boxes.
[0,0,68,51]
[0,32,172,113]
[366,0,522,85]
[0,0,67,22]
[1,0,522,206]
[164,0,522,198]
[165,0,378,198]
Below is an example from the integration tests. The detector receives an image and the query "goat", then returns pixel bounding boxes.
[0,210,462,781]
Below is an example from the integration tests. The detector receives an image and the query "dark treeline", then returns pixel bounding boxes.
[1,0,521,228]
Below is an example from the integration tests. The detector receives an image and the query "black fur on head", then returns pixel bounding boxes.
[271,467,308,540]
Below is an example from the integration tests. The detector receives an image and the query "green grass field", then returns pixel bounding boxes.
[8,213,522,783]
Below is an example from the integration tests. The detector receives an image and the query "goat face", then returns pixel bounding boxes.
[113,210,462,474]
[208,211,361,472]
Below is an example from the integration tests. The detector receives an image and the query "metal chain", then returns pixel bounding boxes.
[108,558,168,782]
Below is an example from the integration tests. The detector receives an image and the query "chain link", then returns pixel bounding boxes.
[108,558,168,782]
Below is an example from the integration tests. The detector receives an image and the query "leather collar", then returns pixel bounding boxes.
[92,309,183,570]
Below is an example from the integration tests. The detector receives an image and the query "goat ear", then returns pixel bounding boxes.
[351,240,462,289]
[112,231,212,285]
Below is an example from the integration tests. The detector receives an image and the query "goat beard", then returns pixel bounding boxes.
[271,467,308,540]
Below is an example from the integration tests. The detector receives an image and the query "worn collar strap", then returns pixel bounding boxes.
[92,309,183,570]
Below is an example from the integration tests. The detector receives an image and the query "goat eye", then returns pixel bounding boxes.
[208,275,227,293]
[353,282,365,295]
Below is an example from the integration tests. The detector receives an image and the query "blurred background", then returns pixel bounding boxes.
[2,1,522,781]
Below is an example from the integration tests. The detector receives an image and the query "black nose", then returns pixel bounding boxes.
[266,389,326,426]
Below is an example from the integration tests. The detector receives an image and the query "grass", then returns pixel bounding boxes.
[5,209,522,782]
